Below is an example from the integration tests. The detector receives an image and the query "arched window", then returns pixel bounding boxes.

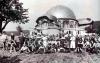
[42,18,49,26]
[69,20,75,28]
[70,25,73,28]
[39,20,42,25]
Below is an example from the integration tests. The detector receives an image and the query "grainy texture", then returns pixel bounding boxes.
[0,50,100,63]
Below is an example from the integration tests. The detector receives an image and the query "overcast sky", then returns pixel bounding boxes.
[4,0,100,31]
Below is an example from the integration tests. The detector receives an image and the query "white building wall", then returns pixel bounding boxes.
[73,30,77,36]
[48,29,59,35]
[42,29,59,35]
[42,29,48,35]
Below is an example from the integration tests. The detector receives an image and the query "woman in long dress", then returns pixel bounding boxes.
[70,35,76,50]
[42,35,48,53]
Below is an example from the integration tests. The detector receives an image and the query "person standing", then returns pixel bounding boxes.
[70,34,76,51]
[19,32,25,49]
[10,33,16,53]
[42,35,48,53]
[65,34,71,52]
[75,35,79,49]
[77,35,83,53]
[11,33,15,40]
[0,31,8,50]
[60,35,65,48]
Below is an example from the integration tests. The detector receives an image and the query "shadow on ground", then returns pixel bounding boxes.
[0,55,21,63]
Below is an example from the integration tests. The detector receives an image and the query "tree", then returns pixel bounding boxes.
[85,25,95,33]
[96,25,100,36]
[16,25,23,34]
[0,0,29,33]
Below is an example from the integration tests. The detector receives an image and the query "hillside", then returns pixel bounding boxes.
[5,30,29,36]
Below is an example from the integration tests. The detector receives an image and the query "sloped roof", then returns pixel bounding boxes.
[58,18,78,22]
[45,14,57,22]
[36,15,57,24]
[77,18,93,25]
[78,21,100,30]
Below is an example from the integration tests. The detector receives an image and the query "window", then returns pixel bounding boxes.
[69,21,74,28]
[78,31,79,34]
[39,20,42,24]
[69,31,71,34]
[70,25,73,28]
[43,23,48,26]
[38,20,42,27]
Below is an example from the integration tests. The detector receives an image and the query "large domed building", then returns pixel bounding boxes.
[46,5,76,19]
[30,5,93,36]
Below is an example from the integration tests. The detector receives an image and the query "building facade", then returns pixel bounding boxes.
[30,5,93,36]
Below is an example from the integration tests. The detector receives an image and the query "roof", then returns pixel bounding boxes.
[58,18,78,22]
[46,5,76,19]
[45,14,57,22]
[77,18,93,25]
[77,18,94,27]
[36,15,57,24]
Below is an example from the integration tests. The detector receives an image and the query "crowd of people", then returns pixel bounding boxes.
[0,31,100,54]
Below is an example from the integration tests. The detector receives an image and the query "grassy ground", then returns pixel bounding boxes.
[0,49,100,63]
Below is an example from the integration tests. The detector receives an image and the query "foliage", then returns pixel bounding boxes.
[0,0,29,33]
[96,25,100,36]
[16,25,23,34]
[85,25,95,33]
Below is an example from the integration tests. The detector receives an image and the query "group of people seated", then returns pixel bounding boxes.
[0,31,99,54]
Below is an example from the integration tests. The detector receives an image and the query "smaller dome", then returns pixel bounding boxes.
[44,14,57,22]
[36,15,57,24]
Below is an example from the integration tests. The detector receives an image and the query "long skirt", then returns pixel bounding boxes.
[70,40,75,48]
[43,40,48,47]
[43,41,48,53]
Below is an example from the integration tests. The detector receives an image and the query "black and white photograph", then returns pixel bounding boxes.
[0,0,100,63]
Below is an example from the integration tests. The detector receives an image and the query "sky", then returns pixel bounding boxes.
[4,0,100,31]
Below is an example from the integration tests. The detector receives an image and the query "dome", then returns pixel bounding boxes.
[36,15,57,23]
[44,14,57,22]
[46,5,76,19]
